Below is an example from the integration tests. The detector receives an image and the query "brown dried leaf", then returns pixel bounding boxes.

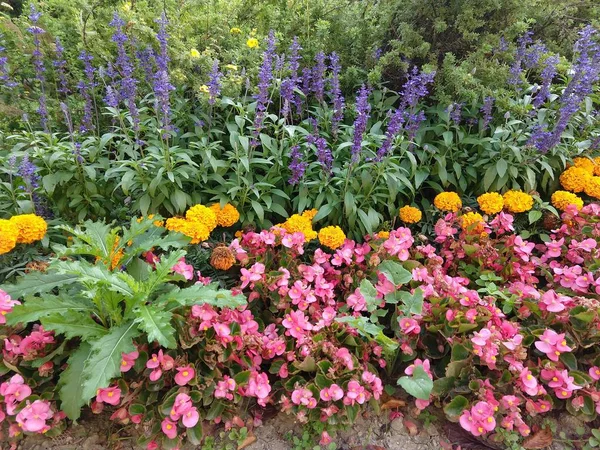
[522,427,553,449]
[237,433,257,450]
[381,399,407,410]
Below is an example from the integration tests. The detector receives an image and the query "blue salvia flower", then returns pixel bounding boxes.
[401,67,435,109]
[449,102,463,125]
[60,102,84,163]
[508,31,533,88]
[328,52,345,135]
[287,145,307,185]
[405,110,426,144]
[153,13,174,134]
[53,38,70,95]
[532,55,559,109]
[208,59,222,106]
[110,12,140,132]
[0,36,17,89]
[301,67,312,97]
[350,84,371,162]
[78,51,96,133]
[481,96,494,130]
[137,45,156,85]
[307,118,333,175]
[18,153,49,216]
[252,30,276,145]
[376,108,405,161]
[311,52,326,102]
[280,37,302,119]
[274,53,286,72]
[27,5,48,131]
[103,62,121,108]
[523,42,547,69]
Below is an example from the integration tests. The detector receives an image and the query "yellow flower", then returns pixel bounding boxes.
[246,38,259,49]
[109,237,124,270]
[199,84,209,94]
[551,190,584,211]
[0,219,18,255]
[209,203,240,227]
[318,226,346,250]
[572,157,595,175]
[281,214,317,240]
[560,166,591,193]
[301,209,319,221]
[186,204,218,232]
[476,192,504,215]
[165,217,210,244]
[190,48,200,58]
[137,214,164,227]
[377,231,390,239]
[225,64,238,71]
[398,205,422,224]
[121,1,131,12]
[594,157,600,176]
[9,214,47,244]
[502,190,534,213]
[434,192,462,212]
[584,177,600,199]
[460,212,485,233]
[230,27,242,34]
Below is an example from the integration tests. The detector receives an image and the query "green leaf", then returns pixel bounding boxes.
[444,395,469,417]
[1,272,81,298]
[496,159,508,178]
[358,279,379,312]
[59,343,93,421]
[377,261,412,285]
[142,250,187,297]
[397,365,433,400]
[81,322,139,402]
[135,305,176,348]
[41,313,108,340]
[54,260,135,297]
[451,344,470,362]
[397,288,424,315]
[432,376,456,396]
[7,295,96,326]
[157,284,246,309]
[528,210,543,224]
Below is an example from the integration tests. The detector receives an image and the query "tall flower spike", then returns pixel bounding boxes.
[532,55,559,109]
[307,118,333,175]
[27,5,48,131]
[208,59,222,106]
[280,36,302,119]
[53,38,69,95]
[252,30,276,145]
[376,107,405,161]
[508,31,533,88]
[288,145,307,185]
[311,52,326,103]
[0,35,17,89]
[481,96,494,130]
[329,52,345,135]
[78,51,96,133]
[351,85,371,162]
[153,13,174,134]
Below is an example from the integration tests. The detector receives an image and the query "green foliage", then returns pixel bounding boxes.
[397,365,433,400]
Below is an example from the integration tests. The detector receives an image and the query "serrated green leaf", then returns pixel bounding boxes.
[41,313,108,340]
[157,284,246,309]
[81,322,139,402]
[135,305,176,348]
[54,260,136,297]
[1,272,81,298]
[142,250,187,297]
[6,295,96,326]
[59,343,93,421]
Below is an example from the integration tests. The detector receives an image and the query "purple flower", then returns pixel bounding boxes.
[252,30,276,144]
[137,45,156,85]
[153,13,174,133]
[280,37,302,119]
[405,110,426,144]
[481,96,494,130]
[376,107,405,161]
[449,102,463,125]
[329,52,345,135]
[53,38,70,95]
[0,37,17,89]
[508,31,533,88]
[274,53,286,72]
[307,118,332,175]
[351,84,371,162]
[288,145,307,185]
[18,153,49,217]
[27,5,48,131]
[401,67,435,109]
[532,54,559,108]
[301,67,312,97]
[110,12,140,132]
[60,102,84,163]
[311,52,326,102]
[78,51,96,133]
[208,59,222,106]
[103,62,120,109]
[524,42,547,69]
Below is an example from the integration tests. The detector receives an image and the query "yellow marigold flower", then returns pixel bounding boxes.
[502,190,534,213]
[301,209,319,221]
[560,166,591,193]
[281,214,317,240]
[477,192,504,215]
[377,231,390,239]
[572,157,595,175]
[594,157,600,176]
[246,38,259,49]
[434,192,462,212]
[137,214,164,227]
[190,48,200,58]
[584,177,600,199]
[0,219,18,255]
[460,212,485,233]
[318,226,346,250]
[210,245,236,270]
[199,84,209,94]
[9,214,47,244]
[109,237,124,270]
[551,190,584,211]
[225,64,238,71]
[209,203,240,227]
[165,217,210,244]
[186,204,217,232]
[230,27,242,34]
[398,205,422,224]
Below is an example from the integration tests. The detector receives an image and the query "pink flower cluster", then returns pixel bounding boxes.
[0,289,19,325]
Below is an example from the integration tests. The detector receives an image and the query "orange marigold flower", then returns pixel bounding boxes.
[503,190,534,213]
[318,226,346,250]
[433,192,462,212]
[210,245,236,270]
[584,177,600,200]
[186,204,217,232]
[9,214,47,244]
[209,203,240,227]
[476,192,504,215]
[0,219,18,255]
[560,166,591,193]
[460,212,485,233]
[398,205,422,224]
[572,157,595,175]
[551,190,584,211]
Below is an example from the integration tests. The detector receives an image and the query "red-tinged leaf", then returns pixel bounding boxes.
[237,433,257,449]
[403,418,420,436]
[522,428,553,449]
[381,399,406,410]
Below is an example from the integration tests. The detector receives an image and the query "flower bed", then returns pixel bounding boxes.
[1,185,599,448]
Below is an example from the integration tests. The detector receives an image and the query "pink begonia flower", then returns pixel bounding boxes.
[539,290,569,313]
[182,407,200,428]
[146,349,174,381]
[15,400,54,433]
[120,350,139,372]
[382,227,414,260]
[344,380,367,405]
[172,259,194,280]
[399,317,420,335]
[240,262,265,289]
[489,212,514,234]
[245,371,271,406]
[544,238,564,258]
[282,310,313,339]
[174,366,195,386]
[291,388,317,408]
[512,236,535,262]
[500,395,521,411]
[405,359,432,378]
[169,393,193,420]
[320,431,333,446]
[0,289,20,325]
[346,288,366,312]
[589,366,600,381]
[519,368,538,396]
[161,417,178,439]
[320,384,344,402]
[335,348,354,370]
[534,329,571,362]
[459,402,496,436]
[147,442,159,450]
[96,386,121,406]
